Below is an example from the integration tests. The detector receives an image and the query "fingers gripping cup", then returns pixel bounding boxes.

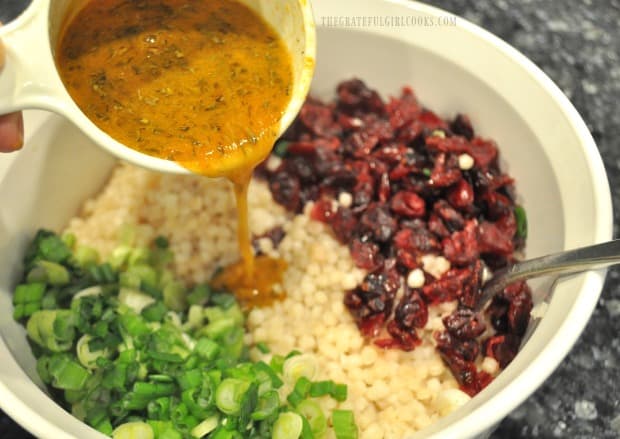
[0,0,316,175]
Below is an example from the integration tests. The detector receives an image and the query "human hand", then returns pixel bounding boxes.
[0,28,24,152]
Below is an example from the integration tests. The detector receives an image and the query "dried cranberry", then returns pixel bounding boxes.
[396,248,418,270]
[458,261,483,309]
[384,320,421,351]
[419,109,448,131]
[433,200,465,232]
[429,153,462,188]
[386,87,421,129]
[425,135,469,154]
[447,179,475,210]
[397,119,425,144]
[422,264,481,306]
[435,331,480,375]
[347,131,379,158]
[390,191,426,218]
[469,137,498,169]
[350,238,383,271]
[310,198,335,223]
[443,308,486,340]
[377,172,391,203]
[481,191,513,220]
[450,114,474,140]
[360,269,401,301]
[478,219,514,256]
[373,143,408,165]
[337,79,385,114]
[337,114,365,131]
[261,80,529,377]
[394,289,428,329]
[300,101,341,137]
[442,220,479,266]
[358,313,385,338]
[393,228,438,264]
[389,163,411,181]
[359,204,397,243]
[501,281,533,336]
[485,334,521,368]
[284,156,316,184]
[330,206,358,243]
[428,214,451,238]
[269,171,301,212]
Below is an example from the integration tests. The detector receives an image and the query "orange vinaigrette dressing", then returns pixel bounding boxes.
[56,0,292,307]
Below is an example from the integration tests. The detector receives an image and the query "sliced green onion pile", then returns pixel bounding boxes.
[12,229,358,439]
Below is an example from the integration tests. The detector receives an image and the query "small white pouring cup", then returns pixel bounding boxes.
[0,0,316,174]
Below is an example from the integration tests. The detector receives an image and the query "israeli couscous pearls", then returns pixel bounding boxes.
[66,163,472,438]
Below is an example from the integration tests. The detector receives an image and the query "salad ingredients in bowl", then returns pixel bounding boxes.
[15,79,532,438]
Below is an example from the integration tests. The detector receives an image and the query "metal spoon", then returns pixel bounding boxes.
[477,239,620,310]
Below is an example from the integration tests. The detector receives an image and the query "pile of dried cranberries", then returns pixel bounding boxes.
[258,79,532,395]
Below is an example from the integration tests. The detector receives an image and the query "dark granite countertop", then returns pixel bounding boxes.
[1,0,618,438]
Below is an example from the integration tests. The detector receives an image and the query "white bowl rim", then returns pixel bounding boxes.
[0,1,613,438]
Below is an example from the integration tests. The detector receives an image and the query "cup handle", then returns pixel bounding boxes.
[0,0,68,115]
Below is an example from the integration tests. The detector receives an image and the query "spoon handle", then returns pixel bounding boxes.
[478,239,620,309]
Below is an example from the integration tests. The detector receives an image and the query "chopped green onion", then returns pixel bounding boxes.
[309,380,334,398]
[112,421,154,439]
[251,389,279,420]
[30,260,70,286]
[287,391,304,407]
[162,281,187,312]
[273,412,303,439]
[14,230,358,438]
[154,236,169,249]
[47,354,90,390]
[119,288,156,314]
[128,247,150,267]
[187,285,211,306]
[109,245,132,269]
[215,378,250,415]
[24,230,72,266]
[297,400,327,438]
[194,338,220,361]
[12,282,45,320]
[294,377,312,398]
[253,361,283,388]
[62,232,77,249]
[331,383,348,402]
[256,342,270,354]
[147,421,182,439]
[210,292,236,309]
[77,334,109,369]
[283,354,317,384]
[270,354,286,374]
[27,310,75,352]
[72,286,103,301]
[273,140,290,157]
[190,415,219,438]
[332,410,358,439]
[422,168,432,177]
[125,265,158,291]
[141,301,168,322]
[515,205,528,239]
[74,245,100,268]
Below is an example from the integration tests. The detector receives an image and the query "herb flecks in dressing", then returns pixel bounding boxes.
[57,0,293,307]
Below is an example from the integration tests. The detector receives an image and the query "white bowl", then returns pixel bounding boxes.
[0,0,612,438]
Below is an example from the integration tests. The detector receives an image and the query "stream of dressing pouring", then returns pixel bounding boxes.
[0,0,316,304]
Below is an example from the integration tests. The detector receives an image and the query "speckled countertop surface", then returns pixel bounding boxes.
[1,0,619,438]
